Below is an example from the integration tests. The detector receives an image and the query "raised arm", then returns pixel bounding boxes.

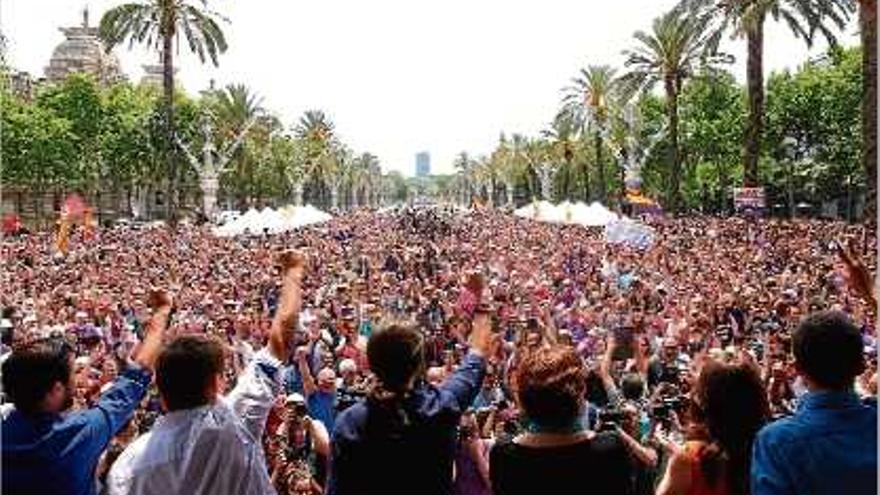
[224,251,307,441]
[269,250,307,362]
[297,347,317,396]
[131,289,173,371]
[83,289,170,460]
[440,310,491,410]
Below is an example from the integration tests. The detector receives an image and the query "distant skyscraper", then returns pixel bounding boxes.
[415,152,431,177]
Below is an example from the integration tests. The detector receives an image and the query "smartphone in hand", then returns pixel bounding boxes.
[612,326,635,361]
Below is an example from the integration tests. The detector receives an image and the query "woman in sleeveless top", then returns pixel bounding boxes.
[656,358,768,495]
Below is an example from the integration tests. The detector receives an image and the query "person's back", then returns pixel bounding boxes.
[330,319,490,495]
[106,336,284,495]
[489,431,631,495]
[2,375,150,495]
[751,311,878,495]
[753,392,876,494]
[2,290,171,495]
[108,396,274,495]
[108,251,308,495]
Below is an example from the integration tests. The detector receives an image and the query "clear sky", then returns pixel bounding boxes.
[2,0,857,176]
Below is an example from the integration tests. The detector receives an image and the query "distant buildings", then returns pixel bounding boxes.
[415,151,431,177]
[6,8,170,98]
[44,8,125,86]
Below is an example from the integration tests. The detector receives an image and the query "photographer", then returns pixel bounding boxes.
[270,394,330,495]
[597,334,658,495]
[656,358,768,495]
[648,338,687,389]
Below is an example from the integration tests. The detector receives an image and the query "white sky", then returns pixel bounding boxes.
[2,0,858,176]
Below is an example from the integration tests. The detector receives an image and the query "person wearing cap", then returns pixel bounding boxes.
[335,307,367,371]
[269,393,330,495]
[297,342,338,432]
[2,290,172,495]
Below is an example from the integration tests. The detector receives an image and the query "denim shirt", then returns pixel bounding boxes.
[751,390,877,495]
[2,365,152,495]
[330,351,486,495]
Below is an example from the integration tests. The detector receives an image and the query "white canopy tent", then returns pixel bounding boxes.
[514,200,619,227]
[213,204,333,237]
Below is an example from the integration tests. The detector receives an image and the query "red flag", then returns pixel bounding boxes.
[2,214,21,235]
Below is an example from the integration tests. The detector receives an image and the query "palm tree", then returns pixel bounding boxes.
[357,153,382,207]
[210,84,265,206]
[503,135,526,203]
[100,0,228,221]
[620,10,731,211]
[542,112,581,200]
[561,65,619,204]
[676,0,852,189]
[295,110,339,208]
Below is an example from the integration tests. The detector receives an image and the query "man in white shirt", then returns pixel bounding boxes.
[108,251,308,495]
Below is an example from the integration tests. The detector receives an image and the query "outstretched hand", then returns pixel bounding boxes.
[147,289,173,312]
[278,250,307,274]
[839,241,876,312]
[470,311,493,358]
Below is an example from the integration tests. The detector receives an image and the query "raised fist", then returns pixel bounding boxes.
[147,289,173,311]
[278,250,307,273]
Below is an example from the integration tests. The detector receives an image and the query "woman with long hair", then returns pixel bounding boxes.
[656,359,769,495]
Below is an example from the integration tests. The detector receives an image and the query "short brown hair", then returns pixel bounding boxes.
[156,335,225,411]
[514,345,587,430]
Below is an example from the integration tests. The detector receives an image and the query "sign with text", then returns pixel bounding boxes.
[733,187,766,212]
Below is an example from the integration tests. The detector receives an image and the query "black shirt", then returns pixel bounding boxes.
[490,432,633,495]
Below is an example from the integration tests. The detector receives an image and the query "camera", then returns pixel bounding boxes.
[598,409,628,431]
[650,397,683,418]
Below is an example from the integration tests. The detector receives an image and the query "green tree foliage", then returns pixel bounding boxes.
[764,46,862,216]
[2,76,389,218]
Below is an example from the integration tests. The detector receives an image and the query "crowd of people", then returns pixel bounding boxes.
[0,205,877,495]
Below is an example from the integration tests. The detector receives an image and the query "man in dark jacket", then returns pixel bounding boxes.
[330,311,492,495]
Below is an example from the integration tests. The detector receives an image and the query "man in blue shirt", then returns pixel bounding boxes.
[751,310,877,495]
[2,290,172,495]
[329,310,492,495]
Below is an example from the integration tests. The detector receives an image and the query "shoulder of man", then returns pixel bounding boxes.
[755,415,807,451]
[332,401,369,443]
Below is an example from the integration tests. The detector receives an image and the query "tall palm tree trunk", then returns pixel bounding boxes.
[744,17,765,188]
[595,133,605,204]
[162,30,176,223]
[860,0,877,228]
[665,77,681,212]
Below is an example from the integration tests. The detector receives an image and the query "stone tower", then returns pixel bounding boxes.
[44,8,125,85]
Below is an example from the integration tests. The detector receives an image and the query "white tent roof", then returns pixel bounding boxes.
[515,200,619,227]
[212,205,333,237]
